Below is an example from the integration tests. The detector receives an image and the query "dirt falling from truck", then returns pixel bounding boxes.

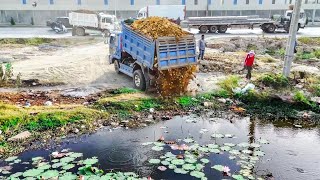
[156,65,197,97]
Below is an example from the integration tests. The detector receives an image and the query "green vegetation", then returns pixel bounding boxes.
[0,62,14,86]
[0,38,53,46]
[311,84,320,96]
[314,49,320,59]
[259,73,289,88]
[296,51,315,60]
[0,104,108,133]
[112,87,140,94]
[10,17,15,25]
[298,37,320,46]
[257,56,276,63]
[218,75,240,94]
[265,48,285,57]
[246,44,257,52]
[177,96,198,108]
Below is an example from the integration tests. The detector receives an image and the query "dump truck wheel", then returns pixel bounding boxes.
[218,25,228,33]
[114,60,121,74]
[267,24,276,33]
[75,27,85,36]
[199,26,208,33]
[103,30,110,37]
[133,70,146,91]
[209,26,218,33]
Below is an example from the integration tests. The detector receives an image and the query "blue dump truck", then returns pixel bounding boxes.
[108,22,197,91]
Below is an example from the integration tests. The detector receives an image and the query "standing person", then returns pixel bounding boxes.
[294,40,298,53]
[198,35,207,60]
[243,50,255,80]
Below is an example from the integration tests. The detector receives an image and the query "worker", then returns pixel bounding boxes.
[198,35,207,60]
[243,50,255,80]
[294,40,298,53]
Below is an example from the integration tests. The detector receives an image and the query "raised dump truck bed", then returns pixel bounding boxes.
[109,22,197,90]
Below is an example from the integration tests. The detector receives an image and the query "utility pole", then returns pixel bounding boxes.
[282,0,302,77]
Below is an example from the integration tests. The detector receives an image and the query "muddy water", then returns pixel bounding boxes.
[3,114,320,180]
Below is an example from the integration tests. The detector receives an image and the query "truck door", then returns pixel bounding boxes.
[101,17,113,30]
[108,34,121,64]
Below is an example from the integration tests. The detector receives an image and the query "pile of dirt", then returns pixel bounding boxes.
[131,17,188,40]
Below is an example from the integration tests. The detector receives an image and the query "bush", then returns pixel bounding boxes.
[260,73,289,88]
[298,37,320,46]
[10,17,15,25]
[177,96,198,107]
[218,75,240,94]
[0,62,14,85]
[314,49,320,59]
[311,84,320,96]
[293,91,311,106]
[297,51,315,60]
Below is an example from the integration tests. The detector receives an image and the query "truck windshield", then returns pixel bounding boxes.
[102,17,113,23]
[138,13,143,18]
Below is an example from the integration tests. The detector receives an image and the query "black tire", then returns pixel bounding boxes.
[199,26,209,33]
[103,30,110,37]
[267,24,276,33]
[114,60,121,74]
[218,25,228,33]
[75,27,85,36]
[50,23,56,30]
[209,25,218,33]
[133,69,146,91]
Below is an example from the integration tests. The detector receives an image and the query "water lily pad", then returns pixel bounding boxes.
[5,156,18,162]
[220,146,231,151]
[149,159,160,164]
[165,152,175,158]
[229,150,240,155]
[60,157,75,164]
[160,156,166,159]
[196,164,205,171]
[69,152,83,158]
[225,134,235,138]
[211,133,224,138]
[242,149,253,154]
[189,144,200,150]
[151,146,164,151]
[250,143,261,148]
[13,159,22,164]
[23,169,44,177]
[38,164,51,170]
[141,142,153,146]
[154,142,165,147]
[168,164,177,169]
[161,161,170,166]
[229,156,237,160]
[10,172,23,178]
[52,162,65,169]
[207,144,219,149]
[198,147,209,153]
[185,158,197,164]
[253,151,265,157]
[171,159,185,165]
[209,148,221,154]
[174,168,188,174]
[62,164,75,170]
[190,171,205,178]
[200,158,210,164]
[258,139,269,144]
[31,157,43,162]
[2,171,11,174]
[83,158,99,165]
[40,170,59,179]
[232,174,245,180]
[182,164,196,171]
[60,172,77,180]
[183,138,194,143]
[51,159,60,163]
[237,142,250,148]
[239,155,249,160]
[211,165,224,171]
[224,143,236,147]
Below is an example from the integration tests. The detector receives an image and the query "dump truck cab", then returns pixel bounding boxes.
[284,9,307,28]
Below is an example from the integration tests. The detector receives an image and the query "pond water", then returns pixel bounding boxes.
[1,113,320,180]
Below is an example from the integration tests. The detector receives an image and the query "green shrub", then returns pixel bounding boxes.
[218,75,240,94]
[277,48,286,57]
[314,49,320,59]
[112,87,139,94]
[293,91,311,105]
[260,73,289,88]
[297,51,315,60]
[10,17,15,25]
[311,84,320,96]
[298,37,320,45]
[177,96,198,107]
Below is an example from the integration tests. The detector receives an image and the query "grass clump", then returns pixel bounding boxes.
[112,87,140,94]
[177,96,198,108]
[218,75,240,94]
[0,38,53,46]
[259,73,289,88]
[296,51,315,60]
[298,37,320,46]
[257,56,276,63]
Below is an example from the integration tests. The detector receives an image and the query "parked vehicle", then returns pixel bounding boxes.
[108,22,197,91]
[69,10,119,37]
[182,9,308,34]
[53,22,68,33]
[137,5,186,24]
[46,17,72,30]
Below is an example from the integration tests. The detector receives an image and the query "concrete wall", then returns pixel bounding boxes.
[0,0,320,25]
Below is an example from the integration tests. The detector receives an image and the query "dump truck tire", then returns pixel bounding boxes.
[75,27,85,36]
[267,24,276,33]
[133,70,146,91]
[114,60,121,74]
[218,25,228,33]
[199,26,208,33]
[209,25,218,33]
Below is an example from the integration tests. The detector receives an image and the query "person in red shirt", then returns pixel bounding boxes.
[244,50,255,80]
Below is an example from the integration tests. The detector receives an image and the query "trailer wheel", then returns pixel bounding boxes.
[267,24,276,33]
[75,27,85,36]
[218,25,228,33]
[209,26,218,33]
[199,26,208,33]
[114,60,121,74]
[133,69,146,91]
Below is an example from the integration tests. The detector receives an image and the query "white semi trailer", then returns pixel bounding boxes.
[137,5,186,24]
[69,10,119,37]
[182,9,308,34]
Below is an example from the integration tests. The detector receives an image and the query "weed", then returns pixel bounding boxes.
[314,49,320,59]
[247,44,257,52]
[293,91,312,107]
[0,62,14,85]
[177,96,198,107]
[298,37,320,46]
[212,89,230,98]
[258,56,276,63]
[10,17,15,25]
[297,51,315,60]
[112,87,139,94]
[136,99,162,111]
[15,72,22,87]
[0,38,53,46]
[259,73,289,88]
[277,48,286,57]
[311,84,320,96]
[218,75,240,94]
